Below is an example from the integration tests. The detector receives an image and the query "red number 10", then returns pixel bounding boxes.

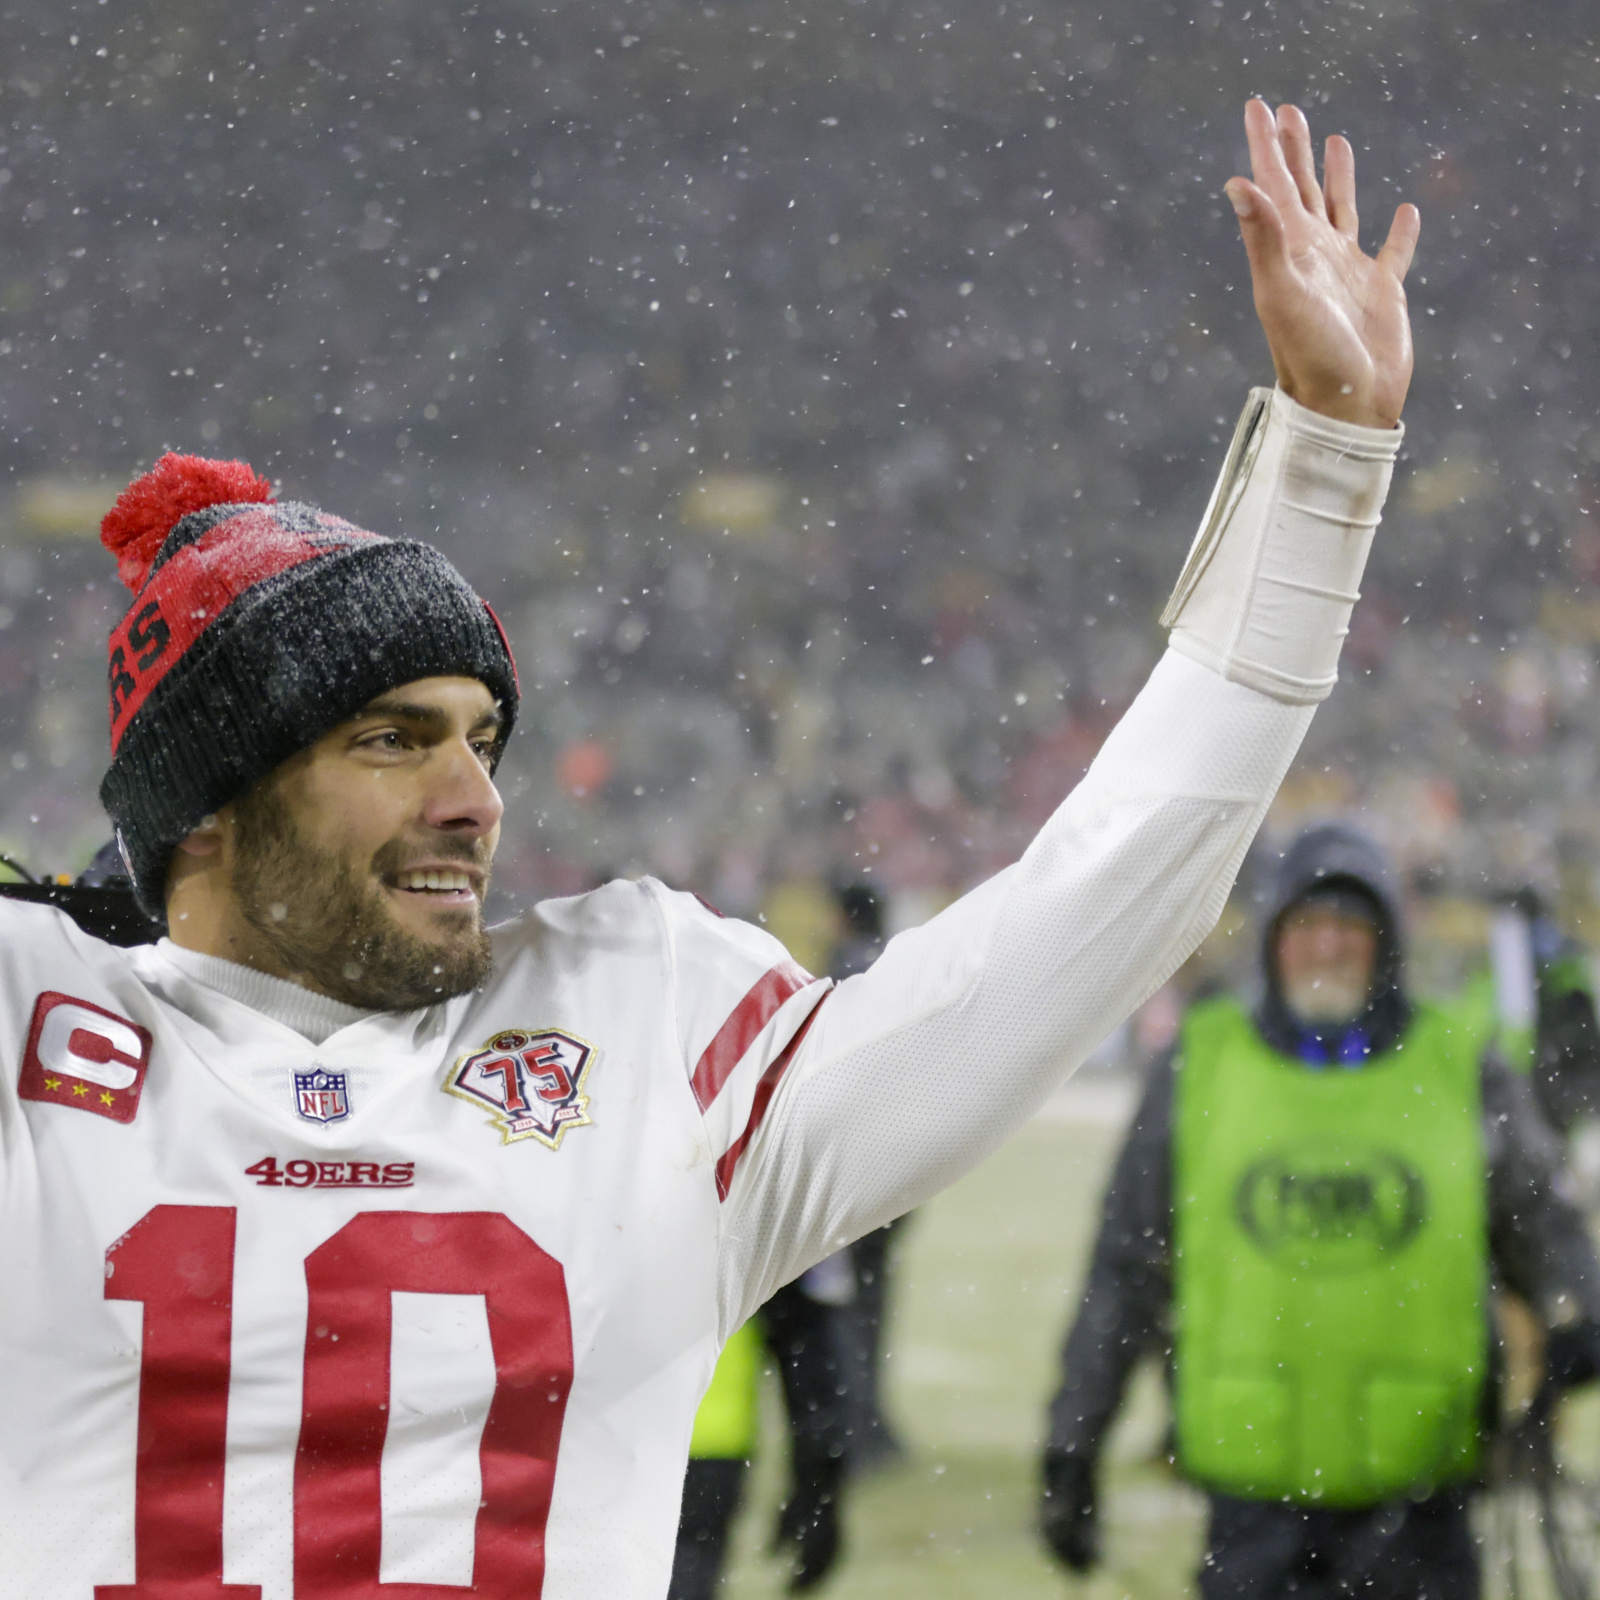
[99,1205,573,1600]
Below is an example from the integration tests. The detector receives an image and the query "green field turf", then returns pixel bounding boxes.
[721,1084,1206,1599]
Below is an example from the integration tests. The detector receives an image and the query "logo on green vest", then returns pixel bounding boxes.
[1233,1139,1428,1274]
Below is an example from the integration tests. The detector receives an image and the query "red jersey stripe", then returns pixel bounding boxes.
[714,994,827,1201]
[690,960,811,1112]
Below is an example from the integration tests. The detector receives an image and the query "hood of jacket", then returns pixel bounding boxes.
[1254,821,1411,1059]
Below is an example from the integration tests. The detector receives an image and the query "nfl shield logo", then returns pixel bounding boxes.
[294,1067,350,1125]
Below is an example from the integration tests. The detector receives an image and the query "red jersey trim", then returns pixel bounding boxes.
[714,994,827,1201]
[690,959,812,1112]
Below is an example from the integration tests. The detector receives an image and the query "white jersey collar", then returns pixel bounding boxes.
[153,939,374,1045]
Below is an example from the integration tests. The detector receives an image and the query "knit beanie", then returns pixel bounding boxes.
[97,454,519,914]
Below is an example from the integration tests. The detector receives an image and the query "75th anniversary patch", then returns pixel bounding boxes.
[444,1026,597,1149]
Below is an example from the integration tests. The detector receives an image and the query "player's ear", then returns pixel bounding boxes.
[174,811,226,858]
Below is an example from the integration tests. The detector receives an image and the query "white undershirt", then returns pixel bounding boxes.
[154,938,372,1045]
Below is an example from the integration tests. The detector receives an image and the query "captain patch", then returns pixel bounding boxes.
[18,992,153,1124]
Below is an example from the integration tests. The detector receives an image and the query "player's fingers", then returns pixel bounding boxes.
[1227,178,1290,282]
[1243,98,1303,214]
[1324,135,1359,240]
[1276,104,1325,216]
[1376,202,1421,282]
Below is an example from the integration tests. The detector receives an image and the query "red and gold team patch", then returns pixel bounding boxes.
[18,991,152,1124]
[444,1027,597,1149]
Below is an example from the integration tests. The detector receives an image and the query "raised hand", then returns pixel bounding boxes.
[1225,100,1419,430]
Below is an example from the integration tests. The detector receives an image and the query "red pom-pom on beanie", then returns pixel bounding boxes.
[101,452,275,591]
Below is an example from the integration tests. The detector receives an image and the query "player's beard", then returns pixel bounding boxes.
[229,781,493,1010]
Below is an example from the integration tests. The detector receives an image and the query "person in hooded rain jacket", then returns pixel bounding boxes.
[1040,821,1600,1600]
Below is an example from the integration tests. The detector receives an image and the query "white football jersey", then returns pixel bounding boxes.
[0,648,1338,1599]
[0,879,825,1600]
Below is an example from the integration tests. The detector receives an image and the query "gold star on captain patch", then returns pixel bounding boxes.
[43,1077,60,1091]
[70,1084,88,1097]
[99,1091,115,1106]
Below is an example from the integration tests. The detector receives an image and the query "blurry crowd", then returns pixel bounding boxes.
[0,0,1595,937]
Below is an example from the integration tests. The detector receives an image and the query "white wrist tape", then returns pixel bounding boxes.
[1160,387,1401,705]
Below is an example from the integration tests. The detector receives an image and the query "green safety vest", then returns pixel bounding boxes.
[689,1318,764,1460]
[1172,997,1487,1507]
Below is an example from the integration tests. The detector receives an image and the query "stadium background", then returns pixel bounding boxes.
[1,0,1598,1592]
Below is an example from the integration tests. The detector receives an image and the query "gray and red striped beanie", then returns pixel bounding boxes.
[97,454,519,914]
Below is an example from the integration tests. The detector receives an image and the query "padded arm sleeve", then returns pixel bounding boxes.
[1161,387,1401,704]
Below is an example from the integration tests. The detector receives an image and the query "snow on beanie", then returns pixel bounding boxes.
[97,453,519,914]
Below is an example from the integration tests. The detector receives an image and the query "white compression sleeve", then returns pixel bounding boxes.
[718,654,1312,1327]
[718,389,1401,1330]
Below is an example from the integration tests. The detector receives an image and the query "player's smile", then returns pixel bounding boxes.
[386,864,484,908]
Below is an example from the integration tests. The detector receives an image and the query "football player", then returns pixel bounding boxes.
[0,100,1417,1597]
